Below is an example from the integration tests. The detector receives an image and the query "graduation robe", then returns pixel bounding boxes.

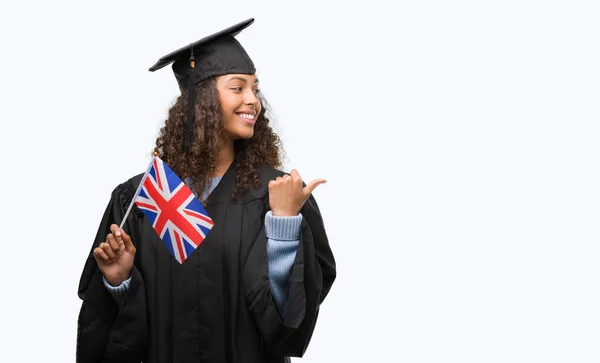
[76,162,336,363]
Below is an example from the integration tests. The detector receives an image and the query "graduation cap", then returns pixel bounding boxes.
[149,18,257,152]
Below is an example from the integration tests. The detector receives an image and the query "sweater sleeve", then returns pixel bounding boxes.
[102,275,131,307]
[264,211,302,316]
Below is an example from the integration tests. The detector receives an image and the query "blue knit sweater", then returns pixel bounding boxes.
[102,176,301,316]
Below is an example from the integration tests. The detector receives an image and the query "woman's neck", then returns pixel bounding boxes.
[212,137,235,177]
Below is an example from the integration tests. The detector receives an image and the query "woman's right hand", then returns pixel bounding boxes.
[93,224,137,286]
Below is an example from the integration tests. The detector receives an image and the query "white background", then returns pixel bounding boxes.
[1,0,599,362]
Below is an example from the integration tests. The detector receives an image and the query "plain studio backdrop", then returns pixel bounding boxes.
[1,0,599,362]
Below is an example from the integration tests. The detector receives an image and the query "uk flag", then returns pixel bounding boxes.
[134,157,214,264]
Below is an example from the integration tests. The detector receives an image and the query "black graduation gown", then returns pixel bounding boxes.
[76,162,336,363]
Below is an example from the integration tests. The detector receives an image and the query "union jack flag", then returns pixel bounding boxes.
[133,157,214,264]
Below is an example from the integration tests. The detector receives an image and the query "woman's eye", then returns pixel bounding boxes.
[232,87,242,91]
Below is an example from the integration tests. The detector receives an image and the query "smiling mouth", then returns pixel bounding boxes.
[237,113,256,124]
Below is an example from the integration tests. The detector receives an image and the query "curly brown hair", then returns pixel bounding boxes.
[153,76,284,202]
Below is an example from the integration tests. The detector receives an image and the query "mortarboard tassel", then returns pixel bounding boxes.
[184,44,196,153]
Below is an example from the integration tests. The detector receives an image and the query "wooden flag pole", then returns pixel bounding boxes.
[119,152,158,229]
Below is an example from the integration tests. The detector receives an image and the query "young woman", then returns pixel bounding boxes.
[76,18,336,363]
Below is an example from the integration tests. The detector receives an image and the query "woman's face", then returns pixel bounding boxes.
[216,73,261,140]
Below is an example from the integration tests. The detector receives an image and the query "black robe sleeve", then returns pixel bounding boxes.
[244,192,336,358]
[76,181,149,363]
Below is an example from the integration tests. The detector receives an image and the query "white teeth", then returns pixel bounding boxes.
[239,113,255,120]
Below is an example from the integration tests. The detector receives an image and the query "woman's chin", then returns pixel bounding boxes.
[235,130,255,140]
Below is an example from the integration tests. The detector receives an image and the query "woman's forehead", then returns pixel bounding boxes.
[218,73,259,84]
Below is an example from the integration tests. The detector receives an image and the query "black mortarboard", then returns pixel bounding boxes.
[149,18,256,152]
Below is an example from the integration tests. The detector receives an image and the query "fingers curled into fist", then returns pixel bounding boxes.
[268,169,326,216]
